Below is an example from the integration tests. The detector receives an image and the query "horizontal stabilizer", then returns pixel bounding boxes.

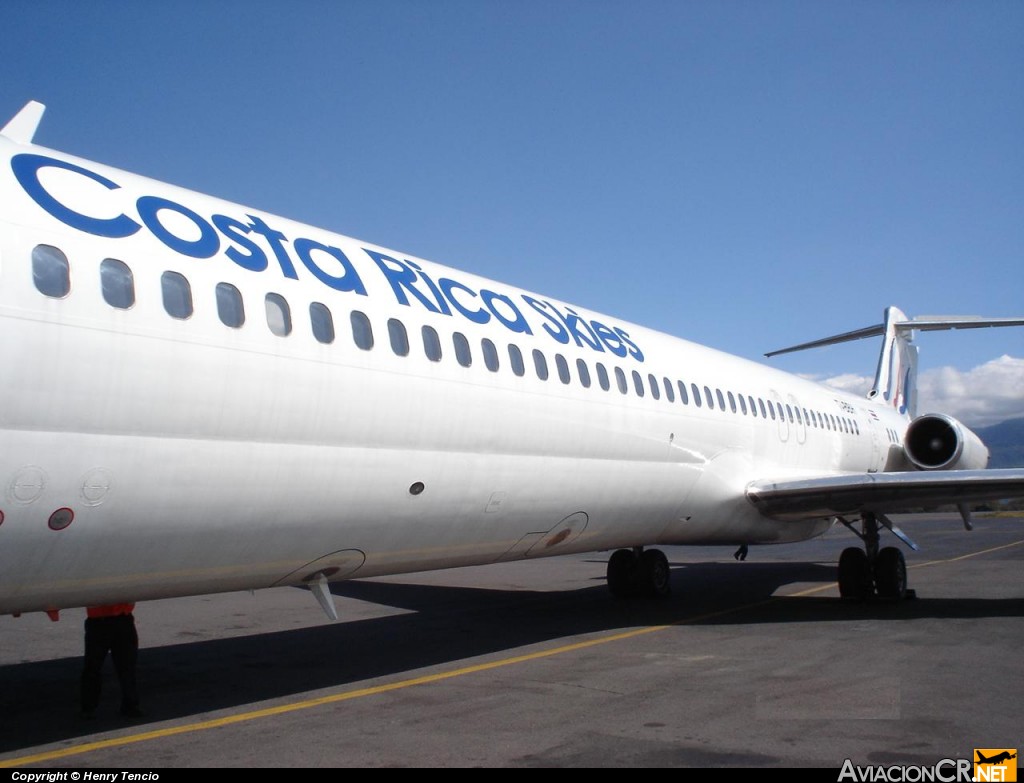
[746,469,1024,522]
[766,313,1024,357]
[764,324,884,358]
[1,101,46,144]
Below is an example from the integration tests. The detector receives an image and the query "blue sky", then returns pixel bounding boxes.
[2,1,1022,424]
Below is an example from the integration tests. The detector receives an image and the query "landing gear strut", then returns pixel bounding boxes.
[607,547,671,599]
[837,512,912,602]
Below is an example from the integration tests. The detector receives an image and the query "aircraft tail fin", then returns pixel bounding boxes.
[870,306,917,416]
[766,307,1024,418]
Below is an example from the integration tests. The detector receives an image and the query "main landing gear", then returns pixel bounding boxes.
[836,512,915,602]
[606,547,672,599]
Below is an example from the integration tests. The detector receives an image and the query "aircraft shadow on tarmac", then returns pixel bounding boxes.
[1,558,1021,754]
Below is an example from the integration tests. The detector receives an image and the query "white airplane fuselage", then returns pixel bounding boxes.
[0,133,907,615]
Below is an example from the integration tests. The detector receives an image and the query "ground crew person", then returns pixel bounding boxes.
[80,603,141,718]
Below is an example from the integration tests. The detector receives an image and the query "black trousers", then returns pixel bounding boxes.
[80,614,139,713]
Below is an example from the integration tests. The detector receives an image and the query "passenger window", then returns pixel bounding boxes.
[739,395,747,415]
[795,408,803,424]
[32,244,70,298]
[454,332,472,367]
[508,344,525,376]
[100,259,135,309]
[692,383,702,408]
[768,401,777,420]
[577,359,592,388]
[648,374,660,400]
[632,370,645,397]
[596,362,610,391]
[533,349,549,380]
[663,378,674,402]
[216,282,245,328]
[758,398,767,418]
[422,325,442,361]
[388,318,409,356]
[727,391,736,413]
[265,293,291,336]
[704,386,714,410]
[555,354,571,384]
[310,302,335,344]
[785,404,794,423]
[615,367,628,394]
[482,338,499,371]
[748,396,757,417]
[161,271,193,319]
[351,310,373,350]
[716,389,726,410]
[677,381,689,405]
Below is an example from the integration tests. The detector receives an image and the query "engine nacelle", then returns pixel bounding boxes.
[904,413,989,471]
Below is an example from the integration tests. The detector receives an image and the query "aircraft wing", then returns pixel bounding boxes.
[746,469,1024,522]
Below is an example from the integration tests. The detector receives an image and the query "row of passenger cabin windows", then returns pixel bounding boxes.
[30,244,861,436]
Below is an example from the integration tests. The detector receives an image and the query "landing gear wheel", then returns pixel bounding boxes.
[838,547,871,600]
[607,549,641,598]
[641,549,671,599]
[874,546,907,602]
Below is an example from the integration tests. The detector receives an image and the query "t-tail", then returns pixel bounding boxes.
[767,306,1024,420]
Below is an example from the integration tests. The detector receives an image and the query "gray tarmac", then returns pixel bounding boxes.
[1,513,1021,768]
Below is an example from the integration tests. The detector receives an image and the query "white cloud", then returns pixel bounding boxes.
[817,372,872,396]
[915,356,1024,428]
[819,356,1024,429]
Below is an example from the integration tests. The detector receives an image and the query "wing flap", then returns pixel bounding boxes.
[746,469,1024,522]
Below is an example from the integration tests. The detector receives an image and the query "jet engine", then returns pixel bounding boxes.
[903,413,989,471]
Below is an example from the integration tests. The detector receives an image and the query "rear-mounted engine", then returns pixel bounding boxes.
[904,413,989,471]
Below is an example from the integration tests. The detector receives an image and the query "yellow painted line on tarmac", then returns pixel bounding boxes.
[910,537,1024,566]
[4,536,1021,767]
[0,600,768,767]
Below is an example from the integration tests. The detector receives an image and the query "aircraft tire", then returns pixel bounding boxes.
[838,547,871,600]
[641,549,671,599]
[874,546,907,602]
[607,549,641,598]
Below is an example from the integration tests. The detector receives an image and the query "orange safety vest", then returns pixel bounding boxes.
[86,603,135,618]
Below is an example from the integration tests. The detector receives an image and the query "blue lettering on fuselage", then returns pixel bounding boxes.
[12,154,141,238]
[10,152,642,361]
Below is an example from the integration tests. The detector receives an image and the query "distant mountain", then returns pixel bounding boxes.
[975,418,1024,468]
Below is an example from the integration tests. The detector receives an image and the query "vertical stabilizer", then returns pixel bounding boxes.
[869,306,917,416]
[1,101,46,144]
